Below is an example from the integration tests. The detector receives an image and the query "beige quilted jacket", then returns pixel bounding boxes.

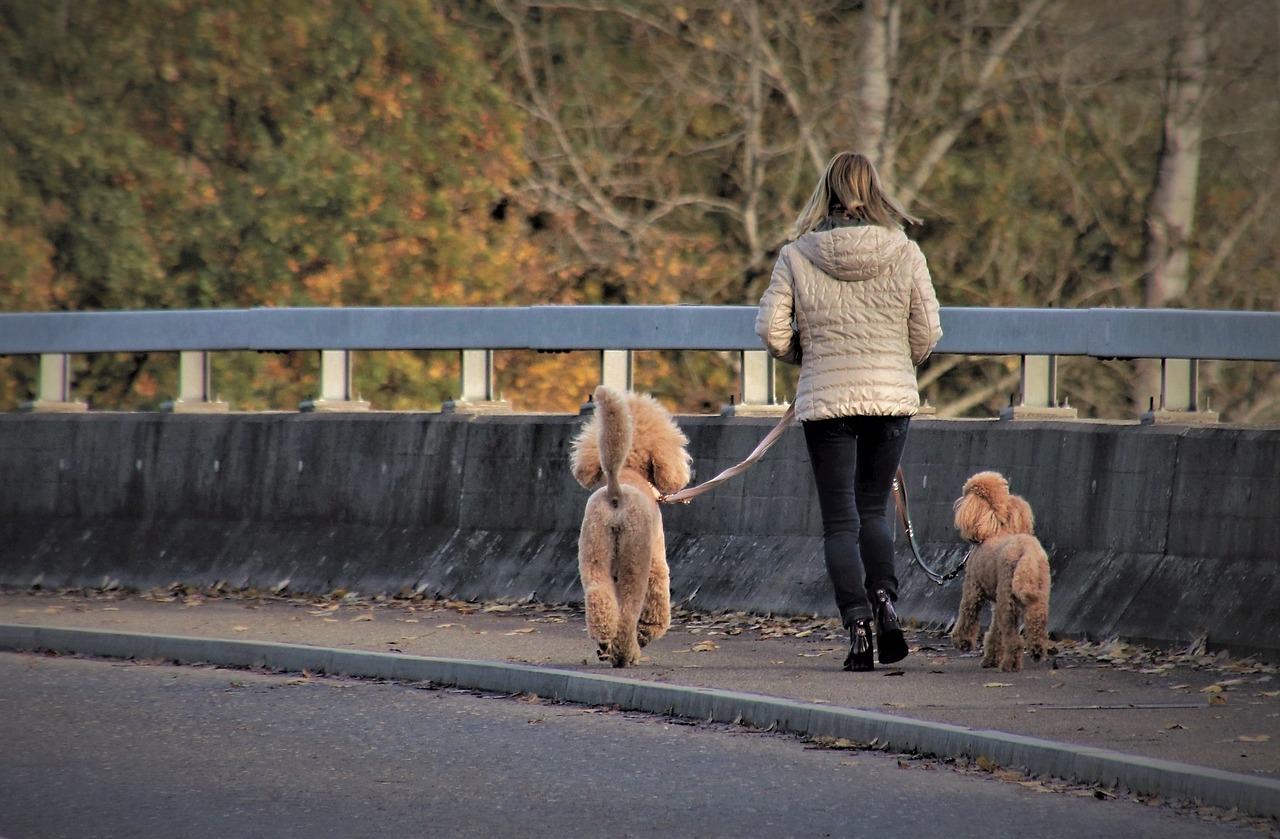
[755,222,942,421]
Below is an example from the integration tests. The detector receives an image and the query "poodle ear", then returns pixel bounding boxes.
[1006,494,1035,535]
[627,393,691,493]
[569,419,603,489]
[649,447,692,494]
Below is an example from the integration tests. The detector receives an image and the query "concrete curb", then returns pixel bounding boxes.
[4,623,1278,821]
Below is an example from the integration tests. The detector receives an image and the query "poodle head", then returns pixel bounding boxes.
[953,471,1035,543]
[569,390,690,493]
[624,392,691,494]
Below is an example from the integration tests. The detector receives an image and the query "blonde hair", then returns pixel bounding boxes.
[788,151,920,240]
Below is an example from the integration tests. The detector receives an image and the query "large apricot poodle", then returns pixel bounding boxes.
[950,471,1051,672]
[569,386,691,667]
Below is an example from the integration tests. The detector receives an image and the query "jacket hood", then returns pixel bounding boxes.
[792,224,912,283]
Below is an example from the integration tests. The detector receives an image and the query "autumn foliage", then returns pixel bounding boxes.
[1,2,1277,420]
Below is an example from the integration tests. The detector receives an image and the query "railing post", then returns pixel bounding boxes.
[20,354,87,412]
[1141,358,1218,424]
[1000,354,1077,420]
[600,349,632,392]
[722,350,787,416]
[576,349,633,415]
[442,348,510,414]
[300,350,370,412]
[162,351,227,413]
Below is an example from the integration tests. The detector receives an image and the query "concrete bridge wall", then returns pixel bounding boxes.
[2,412,1276,659]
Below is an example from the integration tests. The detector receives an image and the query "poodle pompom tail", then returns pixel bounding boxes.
[593,386,634,503]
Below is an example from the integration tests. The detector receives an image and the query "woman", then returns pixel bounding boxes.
[756,151,942,671]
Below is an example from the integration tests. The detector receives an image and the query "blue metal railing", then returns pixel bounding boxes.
[3,306,1277,418]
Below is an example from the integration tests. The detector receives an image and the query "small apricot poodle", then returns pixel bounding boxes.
[950,471,1051,672]
[570,386,691,667]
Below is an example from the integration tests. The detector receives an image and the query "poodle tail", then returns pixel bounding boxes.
[593,385,633,506]
[1011,538,1050,606]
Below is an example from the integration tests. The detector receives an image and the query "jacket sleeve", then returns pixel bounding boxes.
[906,243,942,366]
[755,248,802,365]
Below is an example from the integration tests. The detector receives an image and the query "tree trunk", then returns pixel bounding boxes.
[855,0,895,179]
[1135,0,1207,411]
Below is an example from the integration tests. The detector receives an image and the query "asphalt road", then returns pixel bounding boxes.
[0,652,1265,839]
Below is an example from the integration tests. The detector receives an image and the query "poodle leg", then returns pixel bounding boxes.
[950,575,984,653]
[637,519,671,648]
[609,519,654,668]
[994,596,1024,672]
[980,619,1001,668]
[1021,596,1049,662]
[578,510,620,661]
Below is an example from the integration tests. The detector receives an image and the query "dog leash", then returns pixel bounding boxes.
[892,466,966,586]
[658,403,797,504]
[659,406,964,586]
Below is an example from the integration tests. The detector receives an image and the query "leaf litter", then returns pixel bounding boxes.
[8,583,1278,835]
[12,582,1279,684]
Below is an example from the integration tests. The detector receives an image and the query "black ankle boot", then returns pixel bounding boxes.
[843,618,875,672]
[873,589,909,664]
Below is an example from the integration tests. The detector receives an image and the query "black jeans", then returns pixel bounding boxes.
[802,414,911,628]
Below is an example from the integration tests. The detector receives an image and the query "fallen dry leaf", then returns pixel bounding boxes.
[984,682,1012,688]
[1237,734,1271,743]
[504,627,536,636]
[808,736,864,750]
[350,614,373,622]
[691,641,718,652]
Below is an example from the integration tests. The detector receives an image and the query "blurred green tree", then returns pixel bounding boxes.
[0,0,545,410]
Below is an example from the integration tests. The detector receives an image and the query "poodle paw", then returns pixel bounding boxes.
[596,642,612,662]
[998,650,1024,672]
[610,650,639,668]
[609,639,642,668]
[951,635,975,652]
[1024,637,1050,661]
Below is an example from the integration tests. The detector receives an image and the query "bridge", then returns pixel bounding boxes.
[2,306,1277,659]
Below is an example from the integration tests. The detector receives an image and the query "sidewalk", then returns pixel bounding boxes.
[2,588,1277,820]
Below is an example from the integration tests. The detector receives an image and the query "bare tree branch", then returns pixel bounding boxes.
[899,0,1052,208]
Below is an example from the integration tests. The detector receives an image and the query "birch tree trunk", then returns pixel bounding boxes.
[1135,0,1207,411]
[854,0,896,179]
